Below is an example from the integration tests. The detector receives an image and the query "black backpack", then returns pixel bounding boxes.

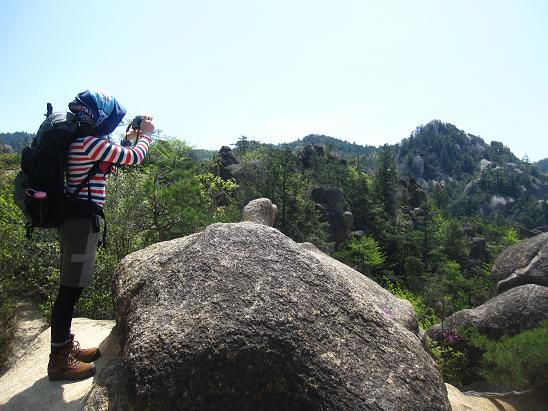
[13,105,102,238]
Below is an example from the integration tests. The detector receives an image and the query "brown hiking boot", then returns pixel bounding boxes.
[47,345,95,381]
[69,334,101,363]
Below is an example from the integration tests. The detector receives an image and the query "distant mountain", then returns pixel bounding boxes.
[396,120,520,181]
[537,158,548,173]
[285,134,377,158]
[0,132,33,153]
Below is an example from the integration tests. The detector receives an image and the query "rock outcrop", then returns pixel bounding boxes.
[107,221,449,410]
[492,232,548,293]
[218,146,242,181]
[428,284,548,340]
[469,237,489,263]
[310,186,354,244]
[241,198,277,226]
[298,144,346,169]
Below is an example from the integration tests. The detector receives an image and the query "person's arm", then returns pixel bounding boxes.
[83,117,155,166]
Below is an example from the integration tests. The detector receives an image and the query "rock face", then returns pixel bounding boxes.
[241,198,278,226]
[492,232,548,293]
[310,186,354,244]
[412,155,424,177]
[469,237,489,263]
[428,284,548,340]
[112,222,449,410]
[0,142,14,154]
[401,178,427,208]
[299,144,324,168]
[218,146,242,180]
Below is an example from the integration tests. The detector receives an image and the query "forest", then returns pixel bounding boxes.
[1,120,547,391]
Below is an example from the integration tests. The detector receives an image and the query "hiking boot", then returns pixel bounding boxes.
[47,345,95,381]
[69,333,101,363]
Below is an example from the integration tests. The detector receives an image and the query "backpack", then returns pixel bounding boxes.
[13,105,101,238]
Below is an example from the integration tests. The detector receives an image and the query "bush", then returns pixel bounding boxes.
[76,248,118,319]
[383,277,439,330]
[0,278,16,370]
[428,335,467,387]
[463,321,548,390]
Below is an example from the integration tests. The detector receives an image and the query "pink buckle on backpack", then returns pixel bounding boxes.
[26,189,47,200]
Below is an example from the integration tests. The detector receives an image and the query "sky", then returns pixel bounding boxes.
[1,0,547,160]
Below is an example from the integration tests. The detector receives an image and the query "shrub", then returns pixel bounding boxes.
[462,321,548,390]
[383,277,439,330]
[0,278,16,370]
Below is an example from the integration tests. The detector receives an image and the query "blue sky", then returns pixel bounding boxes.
[1,0,547,160]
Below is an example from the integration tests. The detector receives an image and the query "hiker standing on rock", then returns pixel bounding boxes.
[48,89,154,381]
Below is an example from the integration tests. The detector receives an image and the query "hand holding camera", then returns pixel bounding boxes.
[130,115,155,135]
[123,115,155,146]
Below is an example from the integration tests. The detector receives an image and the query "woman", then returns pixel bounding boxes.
[48,89,154,381]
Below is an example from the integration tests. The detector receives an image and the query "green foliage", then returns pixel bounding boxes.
[235,146,332,249]
[77,249,118,319]
[0,131,33,153]
[428,338,468,387]
[374,145,398,218]
[536,158,548,173]
[383,277,438,330]
[335,236,385,277]
[0,277,16,369]
[286,134,377,158]
[461,322,548,390]
[423,260,492,318]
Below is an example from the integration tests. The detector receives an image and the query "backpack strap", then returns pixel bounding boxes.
[70,162,101,198]
[68,162,108,248]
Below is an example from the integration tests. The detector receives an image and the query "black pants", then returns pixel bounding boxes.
[50,285,83,350]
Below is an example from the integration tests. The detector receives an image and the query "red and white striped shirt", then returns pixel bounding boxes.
[65,134,151,207]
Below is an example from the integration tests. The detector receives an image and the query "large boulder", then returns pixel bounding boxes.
[218,146,242,181]
[110,222,449,410]
[241,198,278,226]
[428,284,548,340]
[492,232,548,293]
[469,237,489,263]
[298,144,324,169]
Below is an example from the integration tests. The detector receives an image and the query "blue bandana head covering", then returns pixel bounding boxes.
[68,89,126,136]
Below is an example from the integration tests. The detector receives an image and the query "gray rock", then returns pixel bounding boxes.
[428,284,548,340]
[299,144,324,169]
[492,232,548,293]
[112,222,449,410]
[241,198,278,227]
[469,237,489,263]
[412,155,424,177]
[479,159,492,170]
[0,142,14,154]
[218,146,241,181]
[407,178,427,208]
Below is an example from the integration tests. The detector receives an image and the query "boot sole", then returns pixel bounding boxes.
[48,367,95,381]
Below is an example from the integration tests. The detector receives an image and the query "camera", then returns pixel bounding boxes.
[131,115,145,130]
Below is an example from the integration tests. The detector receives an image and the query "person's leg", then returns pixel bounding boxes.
[50,285,84,351]
[48,217,99,380]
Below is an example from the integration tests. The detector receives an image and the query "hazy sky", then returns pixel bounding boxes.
[1,0,547,160]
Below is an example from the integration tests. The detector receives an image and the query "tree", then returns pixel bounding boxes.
[335,235,385,277]
[374,145,398,218]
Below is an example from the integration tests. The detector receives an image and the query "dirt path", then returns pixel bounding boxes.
[4,300,48,372]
